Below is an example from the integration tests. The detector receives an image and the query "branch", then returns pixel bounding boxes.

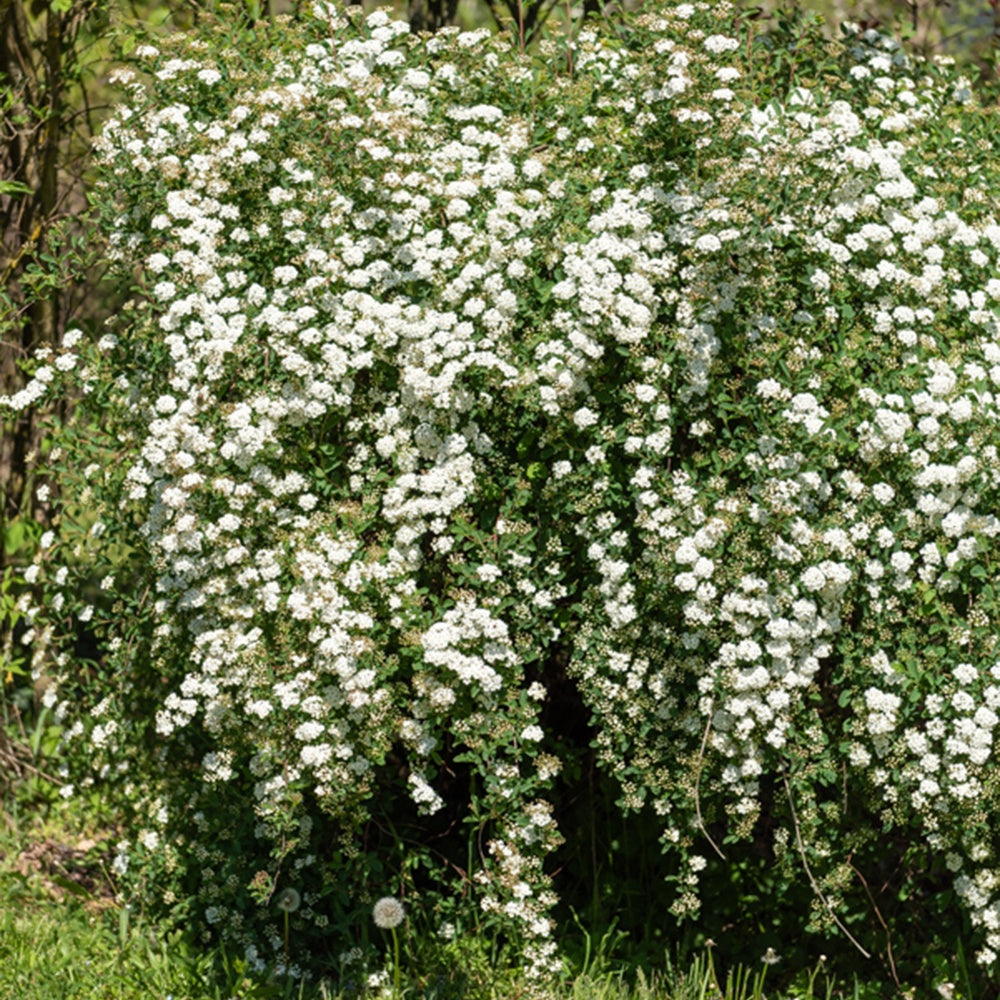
[782,772,871,959]
[846,855,900,987]
[693,698,726,861]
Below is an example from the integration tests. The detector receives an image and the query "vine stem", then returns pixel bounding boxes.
[782,771,871,959]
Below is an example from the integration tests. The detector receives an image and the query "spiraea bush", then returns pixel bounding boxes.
[6,0,1000,990]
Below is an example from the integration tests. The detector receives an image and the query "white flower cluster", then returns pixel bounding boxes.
[17,0,1000,979]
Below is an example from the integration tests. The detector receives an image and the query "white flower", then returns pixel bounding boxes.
[694,234,722,254]
[756,378,788,400]
[810,269,830,291]
[409,773,445,814]
[890,551,913,574]
[872,482,894,504]
[704,34,739,54]
[954,663,978,685]
[301,743,332,766]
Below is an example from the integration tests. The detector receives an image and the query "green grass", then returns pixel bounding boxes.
[0,769,954,1000]
[0,863,320,1000]
[0,888,843,1000]
[0,900,213,1000]
[0,803,952,1000]
[0,837,882,1000]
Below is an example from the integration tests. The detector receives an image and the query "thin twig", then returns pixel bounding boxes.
[565,0,573,78]
[782,772,871,959]
[846,855,900,987]
[0,737,62,790]
[693,698,726,861]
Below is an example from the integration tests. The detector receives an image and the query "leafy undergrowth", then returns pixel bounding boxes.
[0,806,946,1000]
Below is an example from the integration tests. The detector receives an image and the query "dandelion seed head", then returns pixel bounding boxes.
[276,887,301,912]
[373,896,405,929]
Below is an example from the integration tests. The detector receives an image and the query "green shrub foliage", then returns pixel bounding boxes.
[7,0,1000,987]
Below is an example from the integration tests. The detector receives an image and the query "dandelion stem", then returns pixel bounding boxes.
[391,925,401,998]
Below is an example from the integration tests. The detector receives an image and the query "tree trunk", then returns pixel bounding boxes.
[0,1,93,565]
[408,0,460,33]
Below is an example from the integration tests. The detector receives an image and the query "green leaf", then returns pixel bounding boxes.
[4,518,35,556]
[1,653,27,678]
[0,180,32,197]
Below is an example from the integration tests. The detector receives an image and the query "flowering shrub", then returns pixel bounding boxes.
[7,0,1000,987]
